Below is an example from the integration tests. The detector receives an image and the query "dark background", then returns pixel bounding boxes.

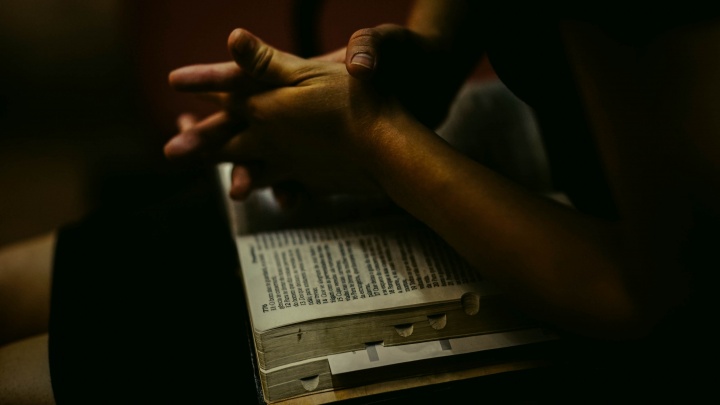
[0,0,493,247]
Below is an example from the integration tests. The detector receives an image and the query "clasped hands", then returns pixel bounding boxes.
[165,25,453,203]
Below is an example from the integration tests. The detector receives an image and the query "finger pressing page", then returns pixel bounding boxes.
[230,160,299,201]
[164,111,247,161]
[272,181,307,210]
[230,164,254,201]
[229,162,278,201]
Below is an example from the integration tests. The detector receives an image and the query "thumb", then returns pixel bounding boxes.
[228,28,306,85]
[345,24,407,81]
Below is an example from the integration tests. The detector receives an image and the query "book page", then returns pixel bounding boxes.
[238,216,501,332]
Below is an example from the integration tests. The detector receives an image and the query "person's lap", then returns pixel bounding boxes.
[1,167,257,404]
[47,168,259,404]
[0,233,56,404]
[0,334,55,405]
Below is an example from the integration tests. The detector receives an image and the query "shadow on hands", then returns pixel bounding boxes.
[344,24,475,130]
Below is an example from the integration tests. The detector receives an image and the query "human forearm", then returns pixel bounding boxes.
[364,109,663,339]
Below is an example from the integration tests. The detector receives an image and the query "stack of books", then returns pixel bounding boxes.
[216,164,560,404]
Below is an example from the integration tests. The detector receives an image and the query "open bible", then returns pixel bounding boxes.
[216,163,559,403]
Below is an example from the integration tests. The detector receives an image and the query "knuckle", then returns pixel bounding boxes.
[349,28,377,42]
[349,24,401,42]
[245,96,272,124]
[245,97,262,120]
[251,44,273,77]
[348,24,404,55]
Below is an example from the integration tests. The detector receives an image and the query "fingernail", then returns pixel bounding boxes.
[350,52,375,69]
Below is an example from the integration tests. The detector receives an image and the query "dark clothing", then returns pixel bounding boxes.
[49,168,260,404]
[485,24,618,219]
[480,13,717,219]
[478,13,719,403]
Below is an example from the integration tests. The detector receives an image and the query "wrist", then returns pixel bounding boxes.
[359,102,452,197]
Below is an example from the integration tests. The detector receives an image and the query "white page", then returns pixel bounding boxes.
[237,216,502,332]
